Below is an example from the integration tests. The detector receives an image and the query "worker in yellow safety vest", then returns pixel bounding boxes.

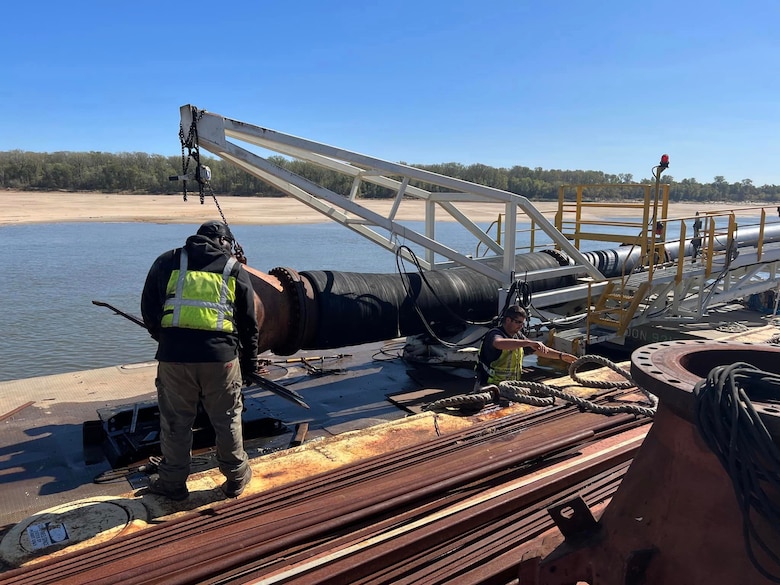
[141,220,259,501]
[475,305,576,388]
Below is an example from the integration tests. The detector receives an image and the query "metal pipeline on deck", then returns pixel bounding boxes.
[246,224,780,355]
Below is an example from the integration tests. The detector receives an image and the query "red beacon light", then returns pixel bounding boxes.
[659,154,670,169]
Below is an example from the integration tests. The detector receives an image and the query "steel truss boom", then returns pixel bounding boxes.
[180,105,780,353]
[180,104,603,287]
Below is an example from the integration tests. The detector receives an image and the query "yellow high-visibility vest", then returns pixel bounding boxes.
[486,346,523,384]
[161,249,238,332]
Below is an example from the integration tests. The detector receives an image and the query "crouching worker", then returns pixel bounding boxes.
[475,305,576,389]
[141,220,259,501]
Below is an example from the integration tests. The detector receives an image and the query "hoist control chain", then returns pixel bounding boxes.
[175,106,247,264]
[203,180,247,264]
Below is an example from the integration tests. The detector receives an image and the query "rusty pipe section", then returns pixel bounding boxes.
[631,340,780,434]
[243,265,318,355]
[525,341,780,585]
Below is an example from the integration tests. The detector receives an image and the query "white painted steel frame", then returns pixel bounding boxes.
[181,105,603,287]
[180,105,780,348]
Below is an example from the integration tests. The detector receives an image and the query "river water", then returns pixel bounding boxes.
[1,221,497,382]
[2,215,718,383]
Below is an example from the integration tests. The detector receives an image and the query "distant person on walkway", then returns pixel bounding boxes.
[475,305,576,388]
[141,220,259,501]
[692,212,703,262]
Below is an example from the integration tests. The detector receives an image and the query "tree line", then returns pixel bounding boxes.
[1,150,778,203]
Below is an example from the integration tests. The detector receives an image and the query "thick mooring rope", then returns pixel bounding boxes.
[424,354,658,417]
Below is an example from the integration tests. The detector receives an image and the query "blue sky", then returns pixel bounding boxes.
[2,1,779,186]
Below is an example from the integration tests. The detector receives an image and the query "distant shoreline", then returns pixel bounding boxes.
[0,190,760,227]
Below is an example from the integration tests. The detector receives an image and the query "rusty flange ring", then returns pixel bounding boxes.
[631,340,780,429]
[268,266,317,355]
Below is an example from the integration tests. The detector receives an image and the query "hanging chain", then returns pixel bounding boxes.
[177,107,204,203]
[204,180,247,264]
[176,107,247,264]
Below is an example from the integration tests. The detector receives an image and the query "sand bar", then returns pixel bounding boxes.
[0,190,753,227]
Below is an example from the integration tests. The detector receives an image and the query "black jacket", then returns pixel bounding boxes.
[141,235,259,365]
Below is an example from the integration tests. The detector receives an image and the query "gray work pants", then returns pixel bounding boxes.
[155,358,249,486]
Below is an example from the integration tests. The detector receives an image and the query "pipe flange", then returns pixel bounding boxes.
[541,248,572,266]
[268,266,309,355]
[631,340,780,432]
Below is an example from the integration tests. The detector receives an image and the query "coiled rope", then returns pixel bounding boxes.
[694,362,780,582]
[424,355,657,417]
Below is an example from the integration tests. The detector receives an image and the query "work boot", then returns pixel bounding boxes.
[221,468,252,498]
[146,475,189,501]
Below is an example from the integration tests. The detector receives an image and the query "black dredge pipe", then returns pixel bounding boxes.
[298,251,570,349]
[263,224,780,353]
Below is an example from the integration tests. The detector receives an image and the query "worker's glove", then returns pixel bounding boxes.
[241,357,269,386]
[241,358,259,386]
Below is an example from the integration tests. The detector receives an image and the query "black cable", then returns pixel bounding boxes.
[516,279,533,337]
[395,245,494,328]
[372,340,406,362]
[517,280,532,309]
[391,246,549,348]
[497,280,519,322]
[392,245,493,350]
[694,363,780,582]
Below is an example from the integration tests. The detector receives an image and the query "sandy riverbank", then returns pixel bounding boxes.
[0,190,747,227]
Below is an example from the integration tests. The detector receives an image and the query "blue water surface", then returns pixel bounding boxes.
[0,221,490,382]
[2,215,718,382]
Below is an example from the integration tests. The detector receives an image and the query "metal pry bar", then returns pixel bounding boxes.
[244,372,310,409]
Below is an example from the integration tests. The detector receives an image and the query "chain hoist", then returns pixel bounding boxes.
[171,106,206,203]
[170,106,247,264]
